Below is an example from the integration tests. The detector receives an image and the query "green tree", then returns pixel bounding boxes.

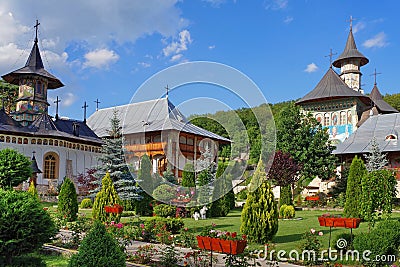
[92,173,122,223]
[0,189,56,265]
[58,177,79,222]
[0,148,32,189]
[361,169,397,228]
[135,154,155,216]
[343,156,367,218]
[27,180,39,200]
[383,93,400,111]
[276,103,336,186]
[240,160,278,243]
[279,185,293,206]
[364,137,388,172]
[68,220,125,267]
[93,109,141,201]
[162,167,176,184]
[182,163,195,187]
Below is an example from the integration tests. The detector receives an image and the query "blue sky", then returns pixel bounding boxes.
[0,0,399,120]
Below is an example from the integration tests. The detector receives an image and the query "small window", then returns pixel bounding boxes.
[43,139,48,145]
[386,134,397,141]
[12,137,16,143]
[153,135,161,143]
[179,136,187,144]
[37,139,42,145]
[23,138,28,144]
[187,138,194,146]
[54,140,58,146]
[18,138,22,144]
[6,136,10,143]
[0,136,4,142]
[49,140,53,146]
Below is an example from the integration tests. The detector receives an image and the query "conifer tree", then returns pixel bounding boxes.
[93,109,141,201]
[182,163,195,187]
[92,173,122,222]
[58,177,78,222]
[135,154,155,216]
[27,180,39,200]
[364,137,388,172]
[343,156,367,218]
[241,160,278,243]
[68,220,125,267]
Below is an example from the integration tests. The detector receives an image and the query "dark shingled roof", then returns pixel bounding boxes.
[2,41,64,89]
[31,155,42,174]
[369,84,398,113]
[333,29,369,68]
[296,68,371,105]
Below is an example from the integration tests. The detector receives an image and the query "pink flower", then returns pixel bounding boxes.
[117,223,123,229]
[212,223,216,227]
[318,232,323,236]
[140,223,145,229]
[310,228,316,234]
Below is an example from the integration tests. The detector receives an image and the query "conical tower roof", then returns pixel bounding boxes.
[370,84,398,113]
[2,26,63,89]
[332,28,369,68]
[30,154,42,174]
[297,68,370,105]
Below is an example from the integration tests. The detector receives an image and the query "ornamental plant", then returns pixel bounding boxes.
[344,156,367,218]
[198,224,246,241]
[299,229,323,265]
[27,180,39,200]
[58,177,79,222]
[0,148,32,189]
[128,244,157,265]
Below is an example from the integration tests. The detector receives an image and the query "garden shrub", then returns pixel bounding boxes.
[333,232,354,251]
[353,219,400,267]
[68,220,125,267]
[58,177,79,222]
[0,148,32,189]
[0,189,56,265]
[80,198,93,209]
[344,156,367,218]
[27,180,39,200]
[279,204,287,218]
[145,217,184,234]
[153,204,177,217]
[299,229,323,266]
[152,184,175,203]
[283,205,295,219]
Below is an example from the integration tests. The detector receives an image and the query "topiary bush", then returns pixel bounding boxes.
[353,219,400,267]
[92,173,122,223]
[80,198,93,209]
[152,184,175,203]
[58,177,79,222]
[153,204,176,218]
[279,205,295,219]
[68,220,126,267]
[0,148,32,189]
[0,189,56,265]
[333,232,354,251]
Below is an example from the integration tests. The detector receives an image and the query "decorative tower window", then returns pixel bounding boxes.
[340,112,347,125]
[324,114,330,126]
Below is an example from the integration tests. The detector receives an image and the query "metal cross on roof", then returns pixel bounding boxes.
[325,48,337,67]
[82,101,88,123]
[347,15,356,30]
[165,85,169,98]
[54,96,61,120]
[94,98,101,111]
[34,20,40,43]
[370,68,382,85]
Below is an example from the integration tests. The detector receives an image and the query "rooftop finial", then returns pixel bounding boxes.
[347,15,355,31]
[34,20,40,43]
[82,101,88,123]
[165,85,169,98]
[325,48,337,68]
[370,68,382,86]
[54,96,61,120]
[94,98,101,111]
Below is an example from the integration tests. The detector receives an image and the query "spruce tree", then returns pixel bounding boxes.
[182,163,195,187]
[92,173,122,222]
[93,109,141,201]
[135,154,155,216]
[364,137,388,172]
[240,160,278,243]
[343,156,367,218]
[68,220,125,267]
[58,177,79,222]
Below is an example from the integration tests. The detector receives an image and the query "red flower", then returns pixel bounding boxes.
[231,232,237,238]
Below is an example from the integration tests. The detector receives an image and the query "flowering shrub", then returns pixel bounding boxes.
[105,221,137,251]
[176,227,197,248]
[127,244,157,264]
[198,223,246,241]
[183,249,217,267]
[320,213,341,218]
[299,228,323,265]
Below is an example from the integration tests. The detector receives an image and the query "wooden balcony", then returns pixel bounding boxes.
[125,142,167,153]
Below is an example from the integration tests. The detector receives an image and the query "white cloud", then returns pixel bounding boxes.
[163,29,192,61]
[352,21,365,34]
[283,16,293,24]
[83,49,119,69]
[170,54,183,62]
[363,32,388,48]
[203,0,226,7]
[208,45,216,50]
[264,0,288,10]
[304,63,318,73]
[61,92,77,107]
[138,62,151,68]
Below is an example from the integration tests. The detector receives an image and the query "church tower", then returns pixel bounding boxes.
[2,20,63,126]
[332,17,369,94]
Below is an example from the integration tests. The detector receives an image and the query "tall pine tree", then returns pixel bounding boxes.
[241,159,278,243]
[364,137,388,172]
[93,109,141,201]
[343,156,367,218]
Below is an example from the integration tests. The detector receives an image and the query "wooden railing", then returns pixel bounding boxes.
[125,142,167,152]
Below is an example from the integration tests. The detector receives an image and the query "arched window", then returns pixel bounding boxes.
[43,152,59,180]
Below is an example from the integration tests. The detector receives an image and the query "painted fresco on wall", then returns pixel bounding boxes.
[326,124,353,143]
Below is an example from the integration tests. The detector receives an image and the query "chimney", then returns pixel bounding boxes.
[72,122,80,137]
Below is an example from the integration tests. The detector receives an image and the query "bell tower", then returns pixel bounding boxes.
[1,20,63,126]
[332,16,369,94]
